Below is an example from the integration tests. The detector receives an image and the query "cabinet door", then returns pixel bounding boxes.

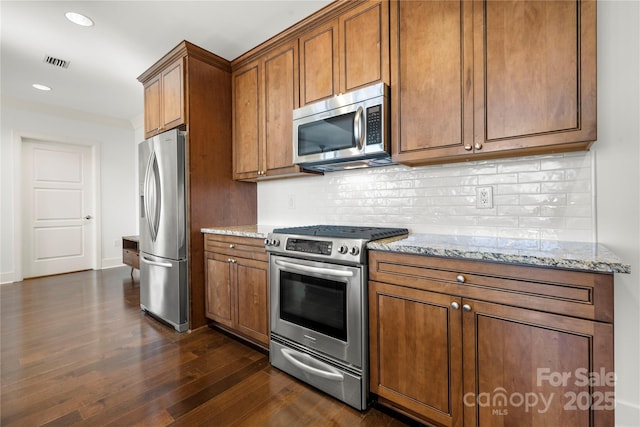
[232,60,263,180]
[235,258,269,346]
[390,0,474,165]
[299,19,340,105]
[473,0,596,154]
[462,299,613,427]
[264,40,300,176]
[161,58,185,131]
[370,281,463,427]
[339,0,389,93]
[205,252,234,328]
[143,74,162,139]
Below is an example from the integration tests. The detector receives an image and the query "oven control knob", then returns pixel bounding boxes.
[350,247,360,256]
[264,238,270,246]
[338,245,349,254]
[269,239,280,247]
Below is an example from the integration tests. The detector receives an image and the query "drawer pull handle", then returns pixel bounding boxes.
[456,275,465,283]
[451,302,460,310]
[463,304,472,312]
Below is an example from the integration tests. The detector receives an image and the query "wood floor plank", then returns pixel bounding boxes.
[1,267,409,426]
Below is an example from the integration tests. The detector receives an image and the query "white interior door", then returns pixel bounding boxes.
[22,139,95,278]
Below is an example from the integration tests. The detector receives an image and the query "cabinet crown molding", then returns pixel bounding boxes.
[138,40,231,83]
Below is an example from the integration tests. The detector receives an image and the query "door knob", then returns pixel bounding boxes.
[84,215,93,220]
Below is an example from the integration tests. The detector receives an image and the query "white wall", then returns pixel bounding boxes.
[258,1,640,423]
[0,99,138,282]
[594,1,640,425]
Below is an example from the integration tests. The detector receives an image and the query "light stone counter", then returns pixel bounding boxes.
[368,233,630,274]
[201,225,280,239]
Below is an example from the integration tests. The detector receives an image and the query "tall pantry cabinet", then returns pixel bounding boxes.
[137,41,257,330]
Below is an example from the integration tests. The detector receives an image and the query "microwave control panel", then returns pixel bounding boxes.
[366,105,382,146]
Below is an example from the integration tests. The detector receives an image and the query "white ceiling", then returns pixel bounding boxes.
[1,1,332,124]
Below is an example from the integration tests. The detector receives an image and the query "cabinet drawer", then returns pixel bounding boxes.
[204,234,267,262]
[369,251,613,322]
[123,249,139,269]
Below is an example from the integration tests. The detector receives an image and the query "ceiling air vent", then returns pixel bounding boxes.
[43,55,70,69]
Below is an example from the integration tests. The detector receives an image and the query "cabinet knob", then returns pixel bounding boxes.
[451,302,460,310]
[464,144,472,151]
[456,275,465,283]
[229,244,235,249]
[227,258,236,264]
[463,304,472,312]
[474,143,483,150]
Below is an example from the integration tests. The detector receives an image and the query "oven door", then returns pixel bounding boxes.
[269,254,364,368]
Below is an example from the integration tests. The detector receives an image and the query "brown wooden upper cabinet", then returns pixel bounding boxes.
[142,57,185,139]
[391,0,596,166]
[232,40,301,181]
[300,0,390,106]
[300,19,339,106]
[231,0,389,181]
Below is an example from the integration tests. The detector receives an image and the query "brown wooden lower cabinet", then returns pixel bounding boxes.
[369,250,614,427]
[204,234,269,349]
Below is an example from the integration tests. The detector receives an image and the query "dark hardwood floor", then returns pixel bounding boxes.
[1,267,413,426]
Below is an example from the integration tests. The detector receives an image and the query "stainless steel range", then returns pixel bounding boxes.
[265,225,408,410]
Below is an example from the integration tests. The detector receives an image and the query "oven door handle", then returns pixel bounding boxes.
[280,348,344,381]
[274,259,354,278]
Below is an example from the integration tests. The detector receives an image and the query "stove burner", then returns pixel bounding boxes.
[272,225,408,241]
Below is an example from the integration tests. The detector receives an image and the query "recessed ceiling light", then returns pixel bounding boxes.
[32,84,52,91]
[65,12,94,27]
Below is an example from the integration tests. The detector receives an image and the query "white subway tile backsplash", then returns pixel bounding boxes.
[478,173,519,185]
[258,152,595,242]
[518,170,565,183]
[496,183,541,194]
[498,205,541,217]
[519,193,568,206]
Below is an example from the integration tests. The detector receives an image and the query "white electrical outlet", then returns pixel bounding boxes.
[287,195,296,210]
[114,239,120,247]
[476,186,493,209]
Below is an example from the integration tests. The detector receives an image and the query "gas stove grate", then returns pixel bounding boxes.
[272,225,408,241]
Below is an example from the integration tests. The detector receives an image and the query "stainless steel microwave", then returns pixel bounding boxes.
[292,82,391,172]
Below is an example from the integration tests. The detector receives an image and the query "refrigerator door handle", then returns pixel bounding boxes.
[140,256,173,268]
[143,150,161,241]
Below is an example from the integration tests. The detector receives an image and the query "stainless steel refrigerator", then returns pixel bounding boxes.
[138,129,188,332]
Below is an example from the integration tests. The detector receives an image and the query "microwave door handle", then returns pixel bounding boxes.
[353,106,364,150]
[280,348,344,381]
[274,259,354,278]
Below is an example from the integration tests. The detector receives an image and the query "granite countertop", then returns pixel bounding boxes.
[201,225,279,239]
[368,233,630,274]
[202,226,630,274]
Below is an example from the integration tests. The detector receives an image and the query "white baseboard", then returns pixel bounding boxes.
[101,257,123,269]
[616,399,640,426]
[1,271,18,284]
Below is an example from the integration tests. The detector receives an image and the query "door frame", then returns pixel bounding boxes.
[12,131,101,281]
